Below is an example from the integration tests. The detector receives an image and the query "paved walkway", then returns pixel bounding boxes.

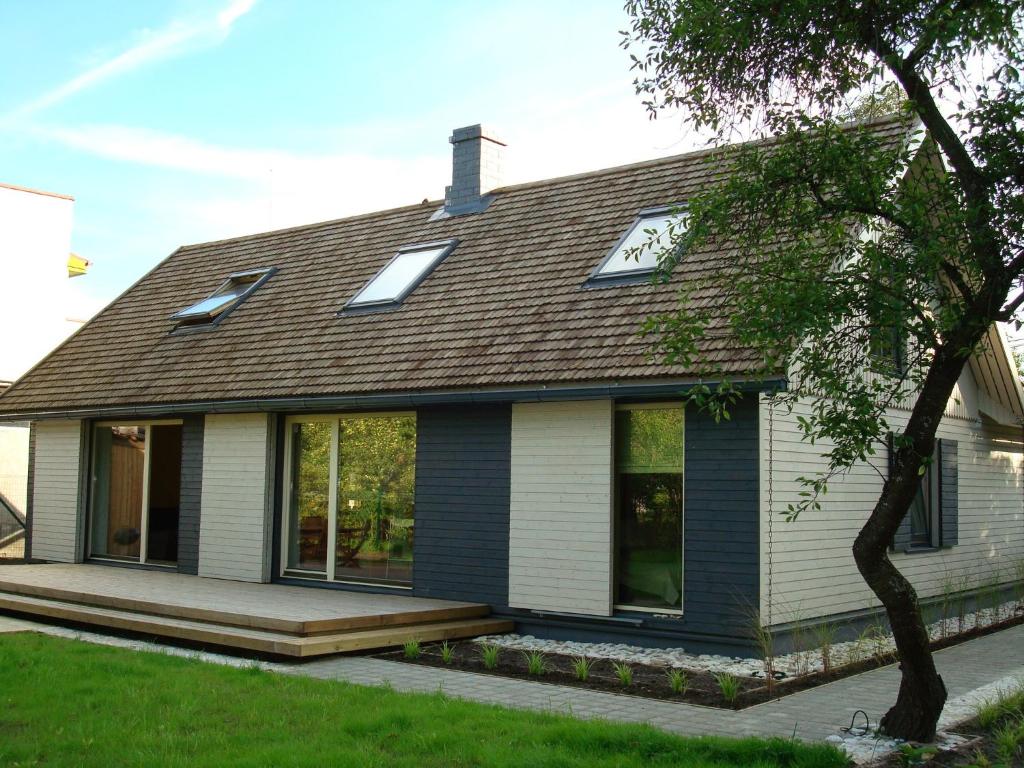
[1,614,1021,746]
[291,624,1024,741]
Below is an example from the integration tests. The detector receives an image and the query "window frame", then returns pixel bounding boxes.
[612,401,686,616]
[171,266,277,332]
[86,418,184,567]
[586,205,687,287]
[339,239,458,315]
[908,444,942,550]
[279,411,417,589]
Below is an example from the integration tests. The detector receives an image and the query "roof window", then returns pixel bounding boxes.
[342,240,457,313]
[172,267,275,329]
[588,206,686,283]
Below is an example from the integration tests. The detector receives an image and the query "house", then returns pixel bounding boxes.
[0,118,1020,653]
[0,182,93,558]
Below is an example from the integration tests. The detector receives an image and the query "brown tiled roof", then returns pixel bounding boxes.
[0,117,911,416]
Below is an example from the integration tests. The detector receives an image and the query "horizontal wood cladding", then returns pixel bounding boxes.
[760,389,1024,623]
[682,397,760,636]
[30,420,82,563]
[198,414,270,582]
[508,400,613,616]
[177,415,204,575]
[412,405,511,607]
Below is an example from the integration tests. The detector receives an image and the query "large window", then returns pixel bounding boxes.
[283,413,416,586]
[614,404,684,613]
[89,422,183,565]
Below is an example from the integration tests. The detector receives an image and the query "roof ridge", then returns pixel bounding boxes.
[491,112,914,194]
[180,198,444,250]
[180,113,913,251]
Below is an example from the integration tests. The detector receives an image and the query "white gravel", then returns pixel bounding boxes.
[827,730,969,765]
[477,599,1023,679]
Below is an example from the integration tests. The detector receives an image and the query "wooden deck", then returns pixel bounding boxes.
[0,563,512,657]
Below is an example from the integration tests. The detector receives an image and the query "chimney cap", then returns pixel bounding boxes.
[449,124,506,147]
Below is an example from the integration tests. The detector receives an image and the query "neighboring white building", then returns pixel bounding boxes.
[0,182,92,519]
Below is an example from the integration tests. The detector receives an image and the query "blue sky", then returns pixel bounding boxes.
[0,0,698,309]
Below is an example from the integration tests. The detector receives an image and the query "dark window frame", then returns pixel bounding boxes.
[899,441,944,553]
[584,204,687,288]
[170,266,277,333]
[612,402,686,615]
[339,239,458,315]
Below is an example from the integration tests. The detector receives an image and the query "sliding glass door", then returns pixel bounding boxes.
[283,413,416,586]
[89,421,183,564]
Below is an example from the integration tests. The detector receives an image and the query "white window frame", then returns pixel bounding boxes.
[279,412,416,589]
[87,419,183,566]
[612,402,685,616]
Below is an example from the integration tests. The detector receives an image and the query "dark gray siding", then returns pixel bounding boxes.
[177,415,204,575]
[939,438,958,547]
[24,423,35,560]
[412,405,511,607]
[681,396,760,637]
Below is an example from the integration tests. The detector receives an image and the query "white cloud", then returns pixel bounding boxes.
[6,0,255,120]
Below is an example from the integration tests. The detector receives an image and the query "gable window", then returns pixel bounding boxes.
[342,240,457,312]
[172,267,275,329]
[614,403,685,613]
[588,206,685,284]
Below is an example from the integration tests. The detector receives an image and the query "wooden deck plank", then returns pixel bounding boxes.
[0,564,490,635]
[0,592,512,656]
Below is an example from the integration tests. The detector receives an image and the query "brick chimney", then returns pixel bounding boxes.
[440,124,505,217]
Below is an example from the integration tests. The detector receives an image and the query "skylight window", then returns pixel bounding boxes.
[172,267,275,329]
[342,240,457,312]
[589,206,686,282]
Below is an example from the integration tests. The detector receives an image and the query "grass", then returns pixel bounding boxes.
[970,682,1024,766]
[480,642,500,670]
[0,634,849,768]
[524,650,547,676]
[612,662,633,687]
[440,641,455,665]
[572,656,593,682]
[714,673,742,706]
[402,638,421,660]
[667,668,689,696]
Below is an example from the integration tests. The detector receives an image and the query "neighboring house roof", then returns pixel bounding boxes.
[0,181,74,201]
[0,117,914,418]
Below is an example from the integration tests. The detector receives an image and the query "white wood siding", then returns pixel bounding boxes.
[508,400,614,616]
[198,414,271,582]
[759,378,1024,623]
[31,420,82,563]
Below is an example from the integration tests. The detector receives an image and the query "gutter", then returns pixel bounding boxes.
[0,378,788,422]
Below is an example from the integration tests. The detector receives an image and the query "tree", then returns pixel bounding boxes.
[622,0,1023,740]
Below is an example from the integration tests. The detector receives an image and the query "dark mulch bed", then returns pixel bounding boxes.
[377,611,1024,711]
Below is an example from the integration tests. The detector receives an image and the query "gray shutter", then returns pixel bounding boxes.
[890,433,913,551]
[939,439,958,547]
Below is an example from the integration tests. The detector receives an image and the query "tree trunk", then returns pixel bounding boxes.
[852,333,982,741]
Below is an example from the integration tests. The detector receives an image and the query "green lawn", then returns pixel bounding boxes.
[0,633,846,768]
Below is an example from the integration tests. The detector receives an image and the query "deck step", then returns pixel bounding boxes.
[0,592,513,657]
[0,577,490,636]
